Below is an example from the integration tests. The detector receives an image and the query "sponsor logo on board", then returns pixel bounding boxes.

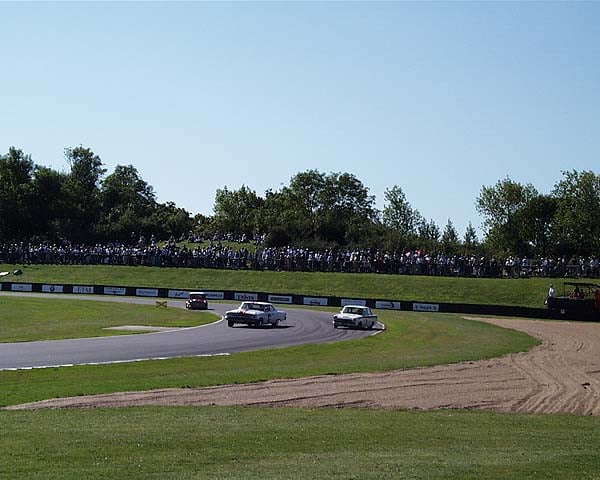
[73,286,94,294]
[204,291,225,300]
[11,283,32,292]
[341,298,366,307]
[268,295,292,304]
[104,287,126,295]
[413,303,439,312]
[136,288,159,297]
[303,297,328,306]
[42,284,64,293]
[168,290,189,298]
[235,292,258,301]
[375,301,401,310]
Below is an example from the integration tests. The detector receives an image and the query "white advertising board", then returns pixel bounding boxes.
[204,291,225,300]
[136,288,159,297]
[413,303,440,312]
[168,290,189,299]
[235,292,258,301]
[303,297,328,306]
[11,283,32,292]
[73,286,94,294]
[268,294,293,304]
[42,284,64,293]
[375,301,402,310]
[104,287,126,295]
[341,298,367,307]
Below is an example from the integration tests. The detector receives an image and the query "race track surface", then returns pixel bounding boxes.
[0,292,380,370]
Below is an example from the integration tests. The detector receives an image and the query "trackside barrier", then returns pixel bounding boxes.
[1,281,597,321]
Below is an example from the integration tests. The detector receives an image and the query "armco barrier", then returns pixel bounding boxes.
[1,281,597,321]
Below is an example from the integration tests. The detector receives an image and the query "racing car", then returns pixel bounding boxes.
[333,305,378,329]
[185,292,208,310]
[225,301,286,328]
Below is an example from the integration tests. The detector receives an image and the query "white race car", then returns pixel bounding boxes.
[225,301,287,328]
[333,305,378,329]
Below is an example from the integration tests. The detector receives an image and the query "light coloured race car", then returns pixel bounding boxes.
[225,301,287,328]
[333,305,378,329]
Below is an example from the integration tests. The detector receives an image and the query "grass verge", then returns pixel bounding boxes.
[2,406,600,479]
[0,263,560,307]
[0,296,216,342]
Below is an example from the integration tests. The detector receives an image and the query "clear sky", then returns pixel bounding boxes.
[2,1,599,238]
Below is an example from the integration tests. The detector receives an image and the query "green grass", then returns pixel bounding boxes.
[2,406,600,479]
[0,296,216,342]
[1,263,559,307]
[0,311,537,407]
[1,265,586,479]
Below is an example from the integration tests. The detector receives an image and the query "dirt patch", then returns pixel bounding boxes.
[6,317,600,415]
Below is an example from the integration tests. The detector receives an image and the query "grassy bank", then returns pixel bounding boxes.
[2,406,599,479]
[0,296,216,342]
[0,263,559,307]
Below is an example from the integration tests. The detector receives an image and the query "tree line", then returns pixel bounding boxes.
[1,146,599,258]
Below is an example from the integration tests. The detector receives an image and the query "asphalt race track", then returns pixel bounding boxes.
[0,292,381,370]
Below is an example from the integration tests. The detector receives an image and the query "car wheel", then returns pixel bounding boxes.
[368,321,373,329]
[228,321,234,328]
[357,321,363,329]
[274,319,280,328]
[257,318,263,328]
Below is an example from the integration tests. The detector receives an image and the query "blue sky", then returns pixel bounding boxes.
[2,1,599,238]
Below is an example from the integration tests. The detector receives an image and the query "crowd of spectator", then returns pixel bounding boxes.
[1,240,599,279]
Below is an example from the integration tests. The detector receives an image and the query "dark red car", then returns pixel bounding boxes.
[185,292,208,310]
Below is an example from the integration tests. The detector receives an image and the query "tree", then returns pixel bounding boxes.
[476,177,538,230]
[382,185,422,239]
[319,172,377,244]
[476,177,538,254]
[463,222,479,254]
[513,195,557,257]
[192,213,214,239]
[151,201,194,241]
[62,146,106,241]
[102,165,156,214]
[418,218,441,252]
[552,170,600,256]
[286,170,327,238]
[31,166,68,240]
[260,188,304,244]
[261,170,378,246]
[98,165,157,241]
[441,219,460,255]
[0,147,35,240]
[212,185,263,237]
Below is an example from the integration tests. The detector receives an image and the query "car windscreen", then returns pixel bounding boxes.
[242,303,264,311]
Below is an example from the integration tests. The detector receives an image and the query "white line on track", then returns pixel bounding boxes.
[0,352,231,371]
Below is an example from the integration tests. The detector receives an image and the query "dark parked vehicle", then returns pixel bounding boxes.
[546,282,600,320]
